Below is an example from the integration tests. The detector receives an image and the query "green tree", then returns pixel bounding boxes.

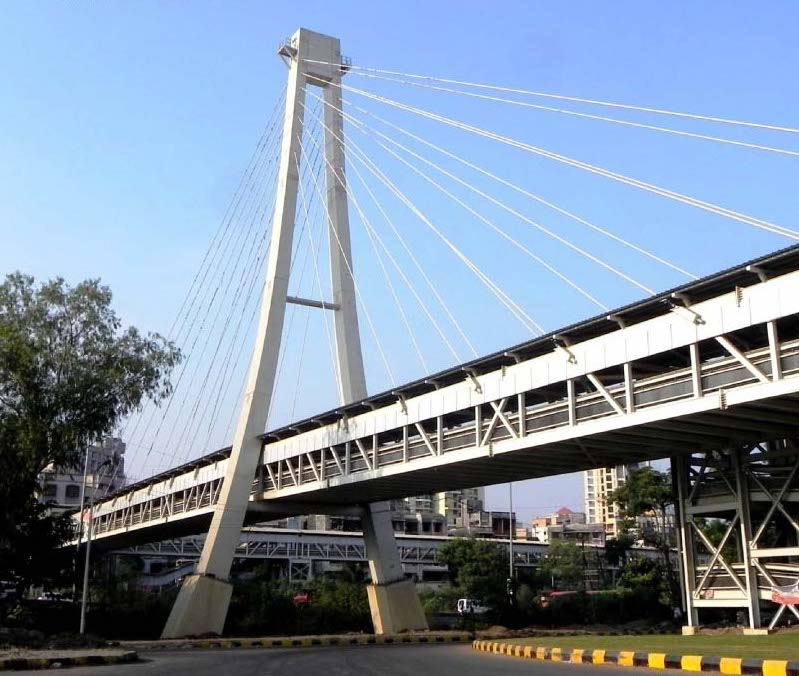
[608,467,680,606]
[539,540,585,590]
[604,534,634,568]
[438,537,508,610]
[0,273,180,589]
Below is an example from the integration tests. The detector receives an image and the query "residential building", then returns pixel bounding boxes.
[584,463,649,538]
[432,488,485,528]
[531,507,587,542]
[547,522,606,546]
[38,437,127,512]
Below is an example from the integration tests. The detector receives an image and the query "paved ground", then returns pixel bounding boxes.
[62,644,646,675]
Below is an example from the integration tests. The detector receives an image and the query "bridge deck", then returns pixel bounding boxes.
[84,245,799,546]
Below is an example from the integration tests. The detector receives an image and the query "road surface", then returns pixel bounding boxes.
[64,644,651,675]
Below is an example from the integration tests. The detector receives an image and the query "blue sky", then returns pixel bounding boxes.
[2,2,797,520]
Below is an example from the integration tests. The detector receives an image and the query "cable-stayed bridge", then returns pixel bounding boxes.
[77,28,799,637]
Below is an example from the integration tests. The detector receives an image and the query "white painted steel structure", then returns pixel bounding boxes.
[86,245,799,544]
[119,528,659,585]
[70,26,799,632]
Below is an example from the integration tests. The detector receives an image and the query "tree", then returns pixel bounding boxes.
[438,537,508,610]
[608,467,680,606]
[0,273,180,589]
[539,540,585,590]
[604,533,634,568]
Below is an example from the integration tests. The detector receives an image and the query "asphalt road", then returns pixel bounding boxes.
[62,644,649,676]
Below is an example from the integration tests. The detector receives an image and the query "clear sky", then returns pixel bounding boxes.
[1,2,797,521]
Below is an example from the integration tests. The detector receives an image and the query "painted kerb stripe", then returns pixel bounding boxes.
[471,641,799,676]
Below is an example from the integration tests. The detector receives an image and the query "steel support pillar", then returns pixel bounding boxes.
[675,453,698,627]
[733,448,762,628]
[161,27,425,638]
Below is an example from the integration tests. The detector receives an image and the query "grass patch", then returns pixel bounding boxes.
[507,634,799,660]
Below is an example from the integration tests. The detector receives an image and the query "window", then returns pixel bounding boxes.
[42,483,57,498]
[65,484,81,501]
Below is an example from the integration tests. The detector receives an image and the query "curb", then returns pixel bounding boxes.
[0,650,138,671]
[472,640,799,676]
[127,632,472,651]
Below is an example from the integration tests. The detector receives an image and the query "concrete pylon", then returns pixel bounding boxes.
[363,502,428,634]
[161,27,426,638]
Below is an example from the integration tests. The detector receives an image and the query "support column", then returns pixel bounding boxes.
[161,27,426,638]
[320,39,427,635]
[362,502,428,634]
[675,454,699,628]
[162,28,324,639]
[733,448,762,628]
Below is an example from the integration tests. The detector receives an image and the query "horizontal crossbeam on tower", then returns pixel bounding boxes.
[286,295,341,311]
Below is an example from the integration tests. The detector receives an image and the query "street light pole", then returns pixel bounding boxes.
[79,451,110,634]
[508,482,514,580]
[73,445,91,600]
[78,444,95,634]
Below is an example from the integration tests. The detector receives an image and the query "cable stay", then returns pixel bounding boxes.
[299,127,398,388]
[339,110,612,310]
[302,100,543,336]
[323,93,655,300]
[340,99,697,280]
[344,72,799,157]
[304,59,799,135]
[336,82,799,242]
[181,109,328,463]
[121,97,288,480]
[120,92,286,457]
[354,183,430,373]
[347,159,464,364]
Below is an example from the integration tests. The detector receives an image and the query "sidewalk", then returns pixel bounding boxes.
[0,648,138,671]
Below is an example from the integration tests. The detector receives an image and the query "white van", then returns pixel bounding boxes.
[457,598,489,615]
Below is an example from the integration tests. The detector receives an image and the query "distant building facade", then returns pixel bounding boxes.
[38,437,127,512]
[584,463,650,538]
[531,506,587,542]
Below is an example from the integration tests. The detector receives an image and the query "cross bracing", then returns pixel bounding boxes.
[117,527,659,582]
[85,243,799,547]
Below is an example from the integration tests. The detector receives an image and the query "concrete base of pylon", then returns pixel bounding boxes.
[161,574,233,639]
[366,578,428,635]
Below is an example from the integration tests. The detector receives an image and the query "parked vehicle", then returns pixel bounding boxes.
[457,598,488,615]
[293,590,312,607]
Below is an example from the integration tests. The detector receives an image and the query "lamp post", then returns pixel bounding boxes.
[508,482,514,580]
[73,445,91,601]
[79,452,111,634]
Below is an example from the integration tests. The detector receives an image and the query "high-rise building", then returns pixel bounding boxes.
[584,463,648,538]
[432,488,485,529]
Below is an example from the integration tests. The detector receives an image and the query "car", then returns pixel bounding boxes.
[293,591,312,607]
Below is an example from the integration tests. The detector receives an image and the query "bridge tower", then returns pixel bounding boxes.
[161,28,427,639]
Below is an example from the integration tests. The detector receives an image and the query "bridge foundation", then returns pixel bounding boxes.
[161,574,232,638]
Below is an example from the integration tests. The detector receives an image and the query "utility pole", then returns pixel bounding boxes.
[507,482,516,605]
[73,444,91,601]
[78,446,97,635]
[79,448,112,634]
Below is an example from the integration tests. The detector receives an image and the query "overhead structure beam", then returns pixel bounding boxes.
[286,295,340,311]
